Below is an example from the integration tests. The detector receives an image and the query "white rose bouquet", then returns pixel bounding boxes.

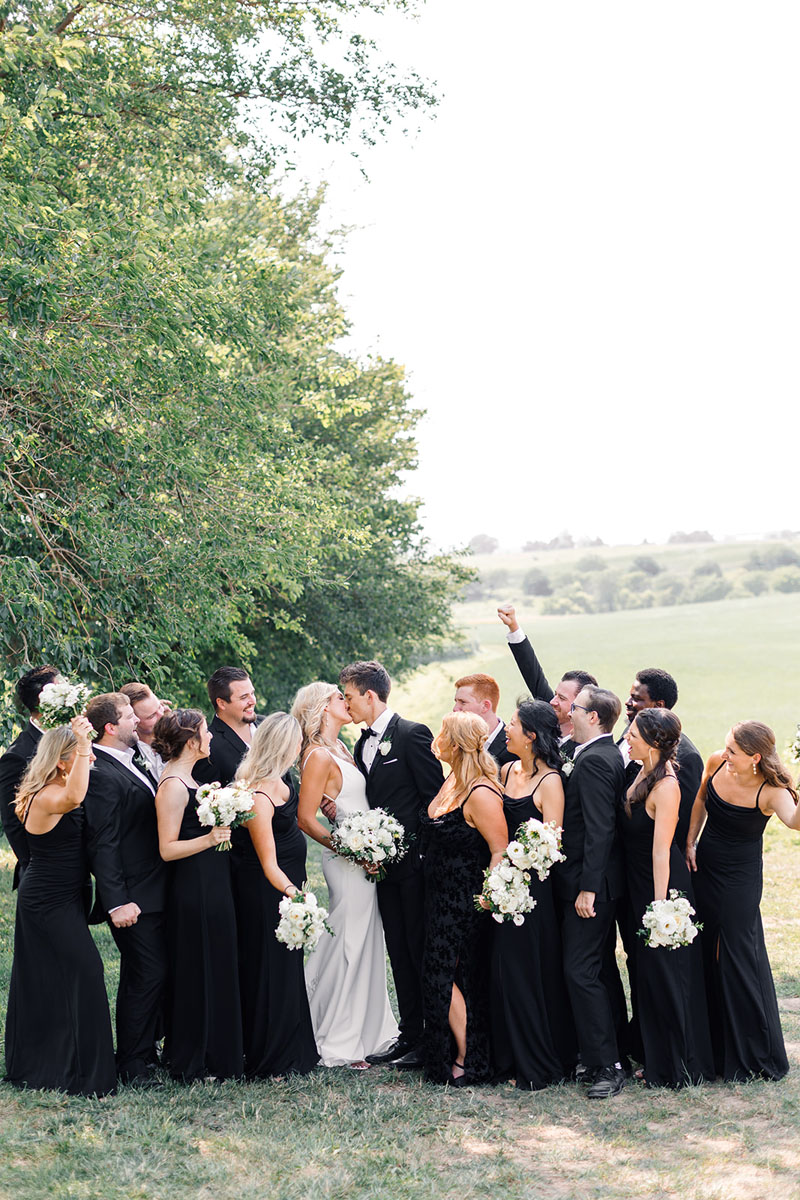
[787,722,800,765]
[275,888,333,951]
[195,782,255,851]
[509,818,566,882]
[475,858,537,925]
[330,808,409,883]
[38,678,94,732]
[639,890,702,950]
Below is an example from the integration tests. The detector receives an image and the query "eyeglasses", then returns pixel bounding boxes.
[570,702,592,714]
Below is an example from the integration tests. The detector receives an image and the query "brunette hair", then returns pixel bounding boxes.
[207,666,250,711]
[561,669,598,692]
[16,666,60,715]
[454,673,500,712]
[626,708,682,815]
[516,700,563,772]
[236,713,301,788]
[119,681,152,707]
[339,661,391,703]
[732,721,798,802]
[433,711,499,814]
[152,709,205,761]
[85,692,129,739]
[578,686,621,733]
[14,727,77,820]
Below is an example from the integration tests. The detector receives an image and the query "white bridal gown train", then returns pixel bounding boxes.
[305,755,398,1066]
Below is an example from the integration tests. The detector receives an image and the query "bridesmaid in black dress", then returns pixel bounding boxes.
[491,701,576,1088]
[232,712,318,1077]
[5,716,116,1096]
[153,709,243,1082]
[421,712,507,1086]
[621,709,713,1087]
[687,720,799,1081]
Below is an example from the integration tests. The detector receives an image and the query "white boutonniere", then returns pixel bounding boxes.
[378,739,393,757]
[561,757,575,777]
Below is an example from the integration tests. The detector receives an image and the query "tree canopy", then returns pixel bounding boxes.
[0,1,467,738]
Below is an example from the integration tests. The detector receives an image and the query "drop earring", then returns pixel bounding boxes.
[752,762,758,775]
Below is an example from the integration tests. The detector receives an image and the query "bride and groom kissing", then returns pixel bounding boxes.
[296,660,443,1070]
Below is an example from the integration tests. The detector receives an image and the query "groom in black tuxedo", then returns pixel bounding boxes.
[84,692,168,1085]
[340,661,444,1068]
[555,684,627,1099]
[0,665,60,890]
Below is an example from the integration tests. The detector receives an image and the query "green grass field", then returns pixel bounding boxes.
[1,586,800,1198]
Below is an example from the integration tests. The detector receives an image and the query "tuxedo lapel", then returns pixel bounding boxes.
[369,713,401,778]
[353,729,369,777]
[94,748,154,795]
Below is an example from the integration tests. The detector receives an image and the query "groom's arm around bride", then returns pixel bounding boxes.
[340,661,443,1066]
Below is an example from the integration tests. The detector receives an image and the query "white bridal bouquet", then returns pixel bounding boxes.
[275,888,333,951]
[639,890,702,950]
[788,722,800,765]
[476,859,537,925]
[330,808,409,883]
[195,782,255,850]
[507,818,566,882]
[38,678,94,731]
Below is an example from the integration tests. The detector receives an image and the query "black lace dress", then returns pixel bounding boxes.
[619,797,714,1086]
[5,805,116,1096]
[491,776,576,1088]
[162,785,243,1081]
[231,780,318,1077]
[694,766,789,1080]
[421,794,493,1084]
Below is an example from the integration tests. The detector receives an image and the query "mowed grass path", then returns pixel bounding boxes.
[1,595,800,1199]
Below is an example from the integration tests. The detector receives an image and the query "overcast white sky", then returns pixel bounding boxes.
[282,0,800,552]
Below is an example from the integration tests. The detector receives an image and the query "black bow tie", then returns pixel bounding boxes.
[361,727,378,739]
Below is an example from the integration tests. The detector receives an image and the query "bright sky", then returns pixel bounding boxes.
[283,0,800,552]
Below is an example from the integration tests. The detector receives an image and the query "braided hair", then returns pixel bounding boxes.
[626,708,682,815]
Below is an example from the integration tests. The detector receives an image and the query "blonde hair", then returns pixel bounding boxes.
[14,727,77,820]
[236,713,301,788]
[433,711,499,815]
[291,682,340,761]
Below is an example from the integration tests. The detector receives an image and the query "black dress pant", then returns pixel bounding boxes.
[376,870,425,1046]
[110,912,167,1080]
[559,896,621,1069]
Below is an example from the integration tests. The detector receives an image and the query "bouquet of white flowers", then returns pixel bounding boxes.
[195,782,255,850]
[507,818,566,882]
[639,890,702,949]
[275,888,333,951]
[330,808,409,883]
[38,678,94,731]
[787,722,800,765]
[475,858,537,926]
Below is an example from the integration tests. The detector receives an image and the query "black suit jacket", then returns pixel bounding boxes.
[0,722,42,888]
[556,736,625,904]
[84,748,167,919]
[354,714,444,883]
[622,729,703,853]
[193,714,264,787]
[508,636,555,703]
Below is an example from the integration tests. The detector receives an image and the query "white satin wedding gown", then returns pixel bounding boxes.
[305,754,399,1066]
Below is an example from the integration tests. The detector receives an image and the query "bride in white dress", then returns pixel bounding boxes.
[292,683,398,1068]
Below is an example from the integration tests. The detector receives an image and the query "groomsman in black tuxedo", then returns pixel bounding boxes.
[555,685,627,1099]
[0,665,60,889]
[339,661,444,1069]
[193,666,261,786]
[496,605,596,760]
[452,673,516,767]
[84,692,167,1085]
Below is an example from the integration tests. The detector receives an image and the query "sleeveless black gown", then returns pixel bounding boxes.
[231,781,318,1077]
[694,766,789,1080]
[5,805,116,1096]
[421,795,493,1084]
[619,797,714,1086]
[162,785,243,1081]
[490,776,576,1088]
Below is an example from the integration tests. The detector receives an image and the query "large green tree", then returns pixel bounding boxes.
[0,2,467,738]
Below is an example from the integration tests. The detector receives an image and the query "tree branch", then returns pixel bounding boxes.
[53,6,85,36]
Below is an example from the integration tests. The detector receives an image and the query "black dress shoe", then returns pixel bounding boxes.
[389,1047,425,1069]
[586,1065,626,1100]
[365,1040,411,1065]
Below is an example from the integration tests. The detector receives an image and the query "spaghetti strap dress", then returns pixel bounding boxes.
[421,788,494,1084]
[490,773,576,1088]
[619,797,714,1086]
[693,765,789,1080]
[162,783,243,1081]
[5,804,116,1096]
[231,779,318,1077]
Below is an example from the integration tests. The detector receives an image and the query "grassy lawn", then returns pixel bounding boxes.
[1,591,800,1198]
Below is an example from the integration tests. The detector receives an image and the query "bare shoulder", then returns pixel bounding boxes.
[704,750,725,773]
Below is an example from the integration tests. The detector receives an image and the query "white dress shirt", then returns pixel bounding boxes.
[361,707,394,772]
[136,739,165,781]
[95,744,156,795]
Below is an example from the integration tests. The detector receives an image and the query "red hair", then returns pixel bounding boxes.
[454,673,500,711]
